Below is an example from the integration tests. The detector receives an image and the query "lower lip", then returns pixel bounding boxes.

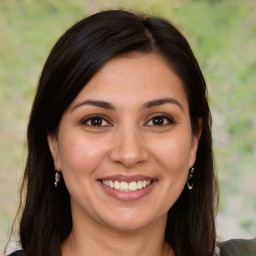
[98,181,156,201]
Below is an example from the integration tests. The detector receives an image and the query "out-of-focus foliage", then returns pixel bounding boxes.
[0,0,255,251]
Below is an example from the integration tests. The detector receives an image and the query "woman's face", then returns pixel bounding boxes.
[48,53,200,232]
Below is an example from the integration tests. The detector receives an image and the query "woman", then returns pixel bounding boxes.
[7,10,218,256]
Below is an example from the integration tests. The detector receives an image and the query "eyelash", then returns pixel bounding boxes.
[144,114,176,126]
[80,114,175,127]
[81,115,111,127]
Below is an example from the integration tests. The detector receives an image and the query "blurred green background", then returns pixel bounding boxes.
[0,0,255,253]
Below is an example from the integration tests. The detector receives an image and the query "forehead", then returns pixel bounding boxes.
[70,53,188,110]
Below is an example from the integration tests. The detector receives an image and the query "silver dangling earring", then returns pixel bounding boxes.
[187,167,194,190]
[54,167,61,187]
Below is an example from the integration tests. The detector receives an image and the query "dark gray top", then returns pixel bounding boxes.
[7,251,24,256]
[220,238,256,256]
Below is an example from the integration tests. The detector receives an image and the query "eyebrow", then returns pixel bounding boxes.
[142,98,184,112]
[71,99,116,111]
[71,97,184,112]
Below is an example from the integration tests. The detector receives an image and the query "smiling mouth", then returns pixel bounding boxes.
[100,180,153,192]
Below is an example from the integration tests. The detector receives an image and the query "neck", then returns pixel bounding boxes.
[62,214,174,256]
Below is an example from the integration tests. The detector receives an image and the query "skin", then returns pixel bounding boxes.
[47,53,201,256]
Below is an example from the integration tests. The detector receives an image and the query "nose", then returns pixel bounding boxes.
[109,126,149,168]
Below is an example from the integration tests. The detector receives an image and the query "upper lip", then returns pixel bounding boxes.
[97,175,157,183]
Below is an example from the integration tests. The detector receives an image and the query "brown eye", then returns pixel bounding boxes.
[82,115,111,127]
[152,117,164,125]
[90,117,103,126]
[145,115,175,126]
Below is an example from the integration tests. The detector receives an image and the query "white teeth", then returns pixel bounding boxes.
[120,181,128,192]
[129,181,137,191]
[109,180,114,188]
[102,180,152,192]
[114,181,120,190]
[137,181,142,189]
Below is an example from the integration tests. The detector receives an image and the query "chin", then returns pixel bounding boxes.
[100,208,165,232]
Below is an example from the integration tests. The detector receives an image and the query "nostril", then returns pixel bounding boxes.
[108,129,149,167]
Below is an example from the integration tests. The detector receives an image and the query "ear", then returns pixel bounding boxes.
[189,118,202,167]
[47,132,61,171]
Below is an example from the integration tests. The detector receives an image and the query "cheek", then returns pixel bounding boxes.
[154,138,191,169]
[57,131,107,180]
[151,134,192,179]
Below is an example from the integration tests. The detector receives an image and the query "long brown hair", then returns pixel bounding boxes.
[7,10,218,256]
